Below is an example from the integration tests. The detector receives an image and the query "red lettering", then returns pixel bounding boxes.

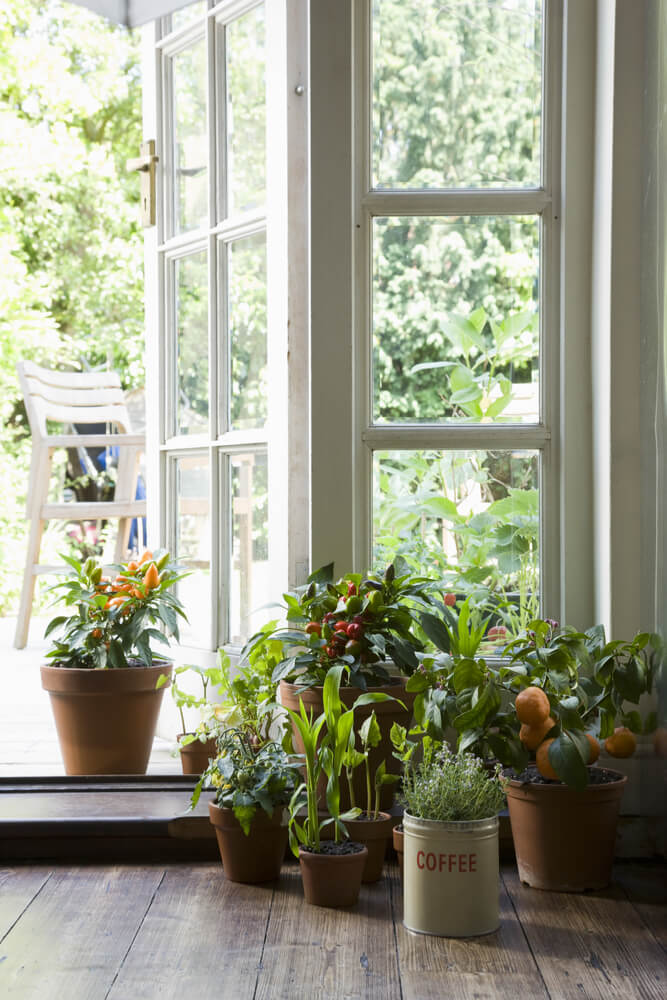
[448,854,456,872]
[459,854,467,873]
[439,854,447,872]
[417,850,425,870]
[426,853,436,871]
[469,853,477,872]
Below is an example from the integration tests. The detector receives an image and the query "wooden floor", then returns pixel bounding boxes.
[0,862,665,999]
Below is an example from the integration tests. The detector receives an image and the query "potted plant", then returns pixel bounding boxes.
[341,710,399,882]
[254,561,434,808]
[157,664,224,775]
[192,728,299,883]
[401,743,507,937]
[41,550,187,775]
[212,633,283,745]
[287,666,368,908]
[499,620,658,892]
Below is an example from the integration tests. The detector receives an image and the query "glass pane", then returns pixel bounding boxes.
[372,0,543,189]
[229,451,269,643]
[170,2,207,33]
[373,216,539,423]
[175,454,210,647]
[226,5,266,215]
[174,250,208,436]
[373,449,539,633]
[227,232,267,430]
[170,38,208,234]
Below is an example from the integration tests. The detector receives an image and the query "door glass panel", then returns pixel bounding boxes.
[373,449,539,633]
[226,5,266,216]
[227,232,267,430]
[170,37,208,235]
[372,0,543,189]
[170,2,207,34]
[173,250,208,436]
[174,453,211,647]
[229,451,269,643]
[373,216,539,424]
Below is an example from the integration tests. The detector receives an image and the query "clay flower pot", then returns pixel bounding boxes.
[208,802,289,883]
[280,678,414,809]
[345,812,393,882]
[393,823,404,880]
[298,842,368,907]
[40,662,172,775]
[178,735,218,776]
[506,767,627,891]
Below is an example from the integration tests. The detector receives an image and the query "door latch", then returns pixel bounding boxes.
[126,140,159,228]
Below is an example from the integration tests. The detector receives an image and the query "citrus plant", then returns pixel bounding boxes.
[44,549,187,668]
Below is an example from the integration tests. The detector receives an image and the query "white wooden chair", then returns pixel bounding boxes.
[14,361,147,649]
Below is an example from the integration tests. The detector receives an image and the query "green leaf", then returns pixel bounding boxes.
[452,658,485,695]
[420,612,451,653]
[548,732,589,789]
[360,711,382,750]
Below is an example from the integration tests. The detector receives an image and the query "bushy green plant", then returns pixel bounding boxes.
[44,550,187,668]
[156,663,224,745]
[192,729,299,835]
[342,710,399,819]
[401,744,507,823]
[216,626,283,744]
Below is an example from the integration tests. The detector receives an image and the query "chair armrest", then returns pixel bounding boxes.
[46,434,146,450]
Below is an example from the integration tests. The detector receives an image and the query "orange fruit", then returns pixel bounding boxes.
[138,550,154,566]
[104,596,128,610]
[515,686,551,726]
[143,563,160,591]
[520,715,556,751]
[127,561,138,572]
[585,733,600,764]
[536,738,559,780]
[604,727,637,758]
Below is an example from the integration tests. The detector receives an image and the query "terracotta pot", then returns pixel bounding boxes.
[178,735,218,776]
[280,678,414,809]
[298,843,368,907]
[403,812,500,937]
[345,812,393,882]
[40,662,172,775]
[393,824,404,880]
[506,769,627,891]
[208,802,289,883]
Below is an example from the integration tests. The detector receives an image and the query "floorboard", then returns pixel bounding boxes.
[106,865,274,999]
[0,866,164,999]
[613,862,667,953]
[392,869,549,1000]
[503,868,667,999]
[255,864,401,1000]
[0,867,52,941]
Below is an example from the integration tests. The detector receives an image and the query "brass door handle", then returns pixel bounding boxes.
[126,140,159,228]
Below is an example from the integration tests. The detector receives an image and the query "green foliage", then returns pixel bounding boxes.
[401,744,507,823]
[0,0,143,613]
[216,627,282,744]
[44,550,187,668]
[159,662,226,743]
[192,729,298,836]
[260,561,435,690]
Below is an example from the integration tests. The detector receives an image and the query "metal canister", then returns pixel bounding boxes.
[403,812,500,937]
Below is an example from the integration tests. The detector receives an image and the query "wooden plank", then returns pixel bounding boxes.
[0,868,52,941]
[392,866,548,1000]
[107,864,273,999]
[613,862,667,952]
[503,867,667,999]
[255,864,401,999]
[0,866,164,998]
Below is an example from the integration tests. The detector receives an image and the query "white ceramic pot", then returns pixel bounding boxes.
[403,812,500,937]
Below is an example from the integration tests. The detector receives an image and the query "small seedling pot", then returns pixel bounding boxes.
[208,802,288,883]
[298,843,368,908]
[344,813,393,882]
[403,812,500,937]
[178,735,218,776]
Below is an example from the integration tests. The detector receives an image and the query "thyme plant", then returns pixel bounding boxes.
[401,745,506,823]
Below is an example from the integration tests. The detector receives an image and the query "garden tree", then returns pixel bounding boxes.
[0,0,142,611]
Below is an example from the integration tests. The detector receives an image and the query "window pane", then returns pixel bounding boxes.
[373,449,539,629]
[173,251,208,436]
[226,5,266,216]
[227,232,267,430]
[373,216,539,424]
[229,451,269,643]
[170,38,208,234]
[372,0,543,189]
[170,2,207,33]
[174,454,210,647]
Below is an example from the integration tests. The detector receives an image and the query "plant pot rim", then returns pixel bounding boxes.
[298,842,368,858]
[280,676,406,693]
[41,661,173,695]
[506,768,627,793]
[41,659,173,673]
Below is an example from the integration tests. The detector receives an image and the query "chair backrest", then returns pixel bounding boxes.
[17,361,133,439]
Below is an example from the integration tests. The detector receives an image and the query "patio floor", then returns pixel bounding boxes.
[0,860,665,998]
[0,616,179,777]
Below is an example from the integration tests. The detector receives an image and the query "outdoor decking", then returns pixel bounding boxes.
[0,861,665,999]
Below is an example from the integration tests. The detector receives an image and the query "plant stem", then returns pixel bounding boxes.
[347,769,356,810]
[365,754,372,818]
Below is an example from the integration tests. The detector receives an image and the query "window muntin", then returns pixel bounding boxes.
[372,0,543,189]
[372,215,540,424]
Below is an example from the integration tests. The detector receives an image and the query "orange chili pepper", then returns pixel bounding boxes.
[143,563,159,591]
